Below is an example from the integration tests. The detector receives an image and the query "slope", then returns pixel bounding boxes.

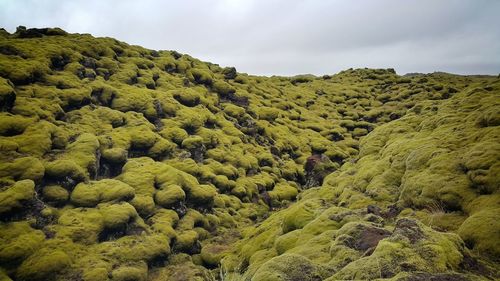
[0,27,498,281]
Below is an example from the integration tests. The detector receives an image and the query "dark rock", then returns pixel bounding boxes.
[50,54,71,71]
[393,218,425,243]
[258,185,273,211]
[171,51,182,59]
[0,88,16,112]
[396,272,470,281]
[303,154,335,188]
[0,44,26,57]
[15,26,67,38]
[383,204,402,219]
[80,57,97,69]
[367,205,382,216]
[353,226,391,251]
[222,67,237,80]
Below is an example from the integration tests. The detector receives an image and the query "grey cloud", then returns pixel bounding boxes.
[1,0,499,76]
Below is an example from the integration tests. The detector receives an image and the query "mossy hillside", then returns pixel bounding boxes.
[223,80,500,280]
[0,27,498,280]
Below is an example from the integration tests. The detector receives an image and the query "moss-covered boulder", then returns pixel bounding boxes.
[154,184,185,208]
[252,253,322,281]
[71,179,135,207]
[42,184,69,203]
[0,180,35,215]
[16,249,72,281]
[0,157,44,182]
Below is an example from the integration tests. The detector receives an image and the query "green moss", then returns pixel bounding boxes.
[172,89,201,107]
[57,207,105,243]
[458,208,500,259]
[0,29,498,280]
[222,66,237,79]
[101,147,127,164]
[98,202,138,229]
[44,159,87,182]
[331,219,469,280]
[177,209,209,231]
[43,184,69,203]
[155,184,185,208]
[181,135,204,150]
[16,249,72,281]
[0,56,49,85]
[223,104,246,119]
[130,194,155,217]
[160,125,188,144]
[187,68,213,85]
[148,254,210,281]
[111,264,147,281]
[71,179,135,207]
[148,138,176,159]
[149,209,178,239]
[268,182,298,203]
[200,244,230,267]
[70,183,99,207]
[212,174,236,192]
[257,107,280,121]
[273,230,302,255]
[282,199,323,233]
[0,157,44,182]
[0,114,33,136]
[252,253,322,281]
[0,270,12,281]
[82,267,109,281]
[0,221,45,265]
[99,233,170,261]
[174,230,200,252]
[0,180,35,215]
[212,80,235,96]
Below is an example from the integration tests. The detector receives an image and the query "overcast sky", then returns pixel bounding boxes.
[1,0,499,76]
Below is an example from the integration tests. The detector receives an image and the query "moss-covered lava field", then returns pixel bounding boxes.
[0,27,499,281]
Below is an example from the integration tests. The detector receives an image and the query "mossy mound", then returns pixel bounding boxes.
[0,180,35,215]
[70,179,135,207]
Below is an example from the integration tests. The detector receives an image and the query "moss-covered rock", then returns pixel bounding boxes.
[200,244,230,267]
[252,253,322,281]
[111,264,148,281]
[212,80,235,96]
[154,184,185,207]
[223,103,246,119]
[0,157,44,182]
[16,249,72,281]
[173,89,201,107]
[458,208,500,259]
[44,159,87,183]
[0,77,16,111]
[71,179,135,207]
[187,68,213,85]
[0,180,35,215]
[43,184,69,203]
[0,221,45,265]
